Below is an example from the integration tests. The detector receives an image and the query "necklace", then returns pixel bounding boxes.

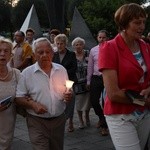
[0,70,9,81]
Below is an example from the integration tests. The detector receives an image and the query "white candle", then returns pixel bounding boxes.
[66,80,74,92]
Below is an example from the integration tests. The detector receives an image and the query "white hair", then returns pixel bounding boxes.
[71,37,85,46]
[32,37,52,53]
[54,34,68,45]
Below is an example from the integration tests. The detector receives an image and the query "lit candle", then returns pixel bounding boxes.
[66,80,74,92]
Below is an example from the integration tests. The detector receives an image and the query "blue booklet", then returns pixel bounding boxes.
[0,96,12,105]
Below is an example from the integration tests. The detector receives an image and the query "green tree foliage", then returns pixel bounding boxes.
[66,0,145,38]
[78,0,119,37]
[1,0,150,37]
[77,0,149,38]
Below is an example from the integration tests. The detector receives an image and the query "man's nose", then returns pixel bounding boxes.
[57,44,60,47]
[42,52,46,56]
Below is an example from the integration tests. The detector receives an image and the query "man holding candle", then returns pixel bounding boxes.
[15,37,72,150]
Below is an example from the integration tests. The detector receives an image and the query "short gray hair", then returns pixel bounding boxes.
[54,34,68,45]
[32,37,52,53]
[71,37,85,46]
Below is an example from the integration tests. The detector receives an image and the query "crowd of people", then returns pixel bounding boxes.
[0,3,150,150]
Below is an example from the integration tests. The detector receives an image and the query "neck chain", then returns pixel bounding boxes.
[0,69,9,81]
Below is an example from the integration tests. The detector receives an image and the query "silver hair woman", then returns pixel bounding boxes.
[53,34,78,132]
[72,37,91,129]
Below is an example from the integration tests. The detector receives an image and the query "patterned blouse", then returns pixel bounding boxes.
[75,50,89,94]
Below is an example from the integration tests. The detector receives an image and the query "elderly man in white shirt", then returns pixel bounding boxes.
[15,37,72,150]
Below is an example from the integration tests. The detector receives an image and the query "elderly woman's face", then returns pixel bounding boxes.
[55,40,66,53]
[125,17,146,40]
[74,41,84,52]
[0,43,11,65]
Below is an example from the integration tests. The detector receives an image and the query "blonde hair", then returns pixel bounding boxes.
[0,37,13,52]
[54,34,68,45]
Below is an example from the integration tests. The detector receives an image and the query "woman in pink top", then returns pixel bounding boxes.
[99,3,150,150]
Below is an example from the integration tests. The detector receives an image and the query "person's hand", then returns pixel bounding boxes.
[0,104,7,112]
[140,88,150,106]
[140,87,150,99]
[63,89,73,103]
[25,95,32,101]
[31,101,48,114]
[0,103,11,112]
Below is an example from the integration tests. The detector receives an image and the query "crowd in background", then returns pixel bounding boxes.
[0,3,150,150]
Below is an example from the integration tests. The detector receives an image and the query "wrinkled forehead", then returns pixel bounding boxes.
[35,41,53,51]
[0,41,12,51]
[14,32,23,37]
